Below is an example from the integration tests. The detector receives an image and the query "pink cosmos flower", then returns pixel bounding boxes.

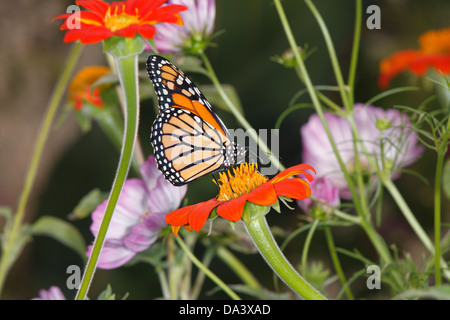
[297,177,340,215]
[301,104,424,199]
[87,155,187,269]
[148,0,216,53]
[32,286,65,300]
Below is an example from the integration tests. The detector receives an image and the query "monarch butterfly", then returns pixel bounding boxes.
[146,55,245,186]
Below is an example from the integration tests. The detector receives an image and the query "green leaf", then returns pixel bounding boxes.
[227,284,291,300]
[31,216,86,259]
[394,285,450,300]
[443,160,450,200]
[92,73,119,89]
[69,189,108,220]
[0,206,12,223]
[364,86,419,106]
[97,284,116,300]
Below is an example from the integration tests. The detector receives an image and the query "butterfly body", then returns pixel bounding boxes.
[146,55,245,186]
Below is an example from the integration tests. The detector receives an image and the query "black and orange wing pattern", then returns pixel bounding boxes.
[146,55,245,186]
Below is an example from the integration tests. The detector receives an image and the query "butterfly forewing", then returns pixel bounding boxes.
[146,55,244,186]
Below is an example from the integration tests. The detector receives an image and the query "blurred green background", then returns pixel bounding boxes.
[0,0,449,299]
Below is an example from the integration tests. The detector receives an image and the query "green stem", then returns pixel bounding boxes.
[323,227,354,300]
[167,234,179,299]
[216,245,262,290]
[190,245,215,299]
[274,0,398,278]
[273,0,363,219]
[301,220,319,272]
[76,54,140,300]
[304,0,371,227]
[304,0,351,111]
[347,0,362,107]
[383,177,450,280]
[175,236,241,300]
[434,151,445,286]
[245,215,326,299]
[358,218,393,265]
[198,51,285,172]
[0,43,83,296]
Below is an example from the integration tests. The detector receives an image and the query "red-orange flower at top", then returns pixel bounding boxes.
[379,28,450,88]
[54,0,187,44]
[166,163,315,236]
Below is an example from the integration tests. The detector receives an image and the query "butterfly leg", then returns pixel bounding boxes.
[226,168,236,194]
[211,173,220,189]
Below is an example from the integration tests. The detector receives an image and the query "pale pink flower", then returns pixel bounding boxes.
[301,104,424,199]
[148,0,216,53]
[87,155,187,269]
[297,177,340,214]
[32,286,65,300]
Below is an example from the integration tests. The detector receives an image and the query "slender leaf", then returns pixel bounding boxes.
[31,216,86,259]
[69,189,108,220]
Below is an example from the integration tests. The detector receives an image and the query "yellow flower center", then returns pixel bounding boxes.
[216,164,268,201]
[419,28,450,54]
[104,6,141,32]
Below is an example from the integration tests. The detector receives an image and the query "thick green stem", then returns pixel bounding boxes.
[76,54,140,300]
[245,215,326,299]
[0,43,83,296]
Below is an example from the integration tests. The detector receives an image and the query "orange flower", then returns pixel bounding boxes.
[54,0,187,44]
[68,66,111,110]
[378,28,450,88]
[166,163,315,236]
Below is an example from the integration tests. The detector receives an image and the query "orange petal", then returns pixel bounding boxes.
[76,0,110,16]
[247,183,278,206]
[270,164,316,184]
[217,196,248,222]
[378,50,423,88]
[166,205,196,226]
[171,225,182,237]
[188,199,220,231]
[273,178,311,200]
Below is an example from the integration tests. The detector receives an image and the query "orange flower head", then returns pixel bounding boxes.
[68,66,111,110]
[378,28,450,88]
[216,164,269,201]
[419,28,450,54]
[166,163,315,236]
[54,0,187,44]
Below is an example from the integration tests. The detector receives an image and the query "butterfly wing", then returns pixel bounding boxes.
[146,55,237,186]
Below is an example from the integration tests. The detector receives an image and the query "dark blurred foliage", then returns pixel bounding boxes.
[0,0,449,299]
